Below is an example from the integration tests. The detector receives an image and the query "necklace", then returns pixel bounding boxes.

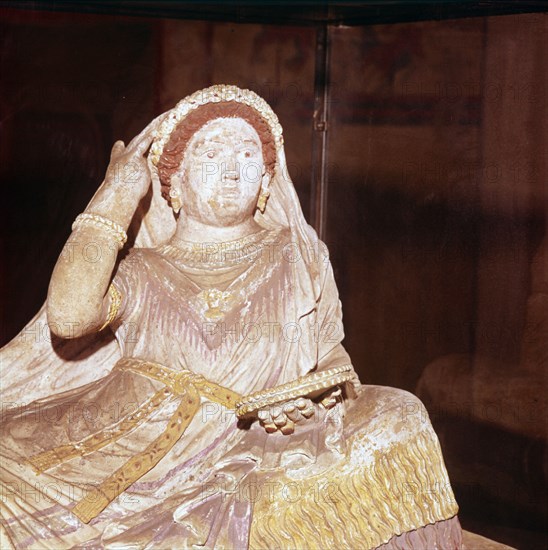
[158,228,279,268]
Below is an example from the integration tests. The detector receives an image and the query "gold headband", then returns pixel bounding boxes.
[149,84,284,166]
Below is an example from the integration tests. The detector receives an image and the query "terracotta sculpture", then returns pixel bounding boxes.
[0,85,462,548]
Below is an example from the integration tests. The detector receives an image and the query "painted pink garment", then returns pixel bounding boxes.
[1,228,461,548]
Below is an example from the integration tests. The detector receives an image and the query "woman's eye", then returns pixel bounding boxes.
[204,150,216,159]
[241,150,253,158]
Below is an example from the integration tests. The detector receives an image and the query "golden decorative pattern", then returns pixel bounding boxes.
[26,357,242,524]
[115,358,241,409]
[159,228,279,269]
[235,364,357,418]
[72,359,242,523]
[249,429,459,550]
[72,358,241,523]
[28,388,169,474]
[72,385,201,524]
[98,283,122,331]
[198,288,234,320]
[72,212,128,249]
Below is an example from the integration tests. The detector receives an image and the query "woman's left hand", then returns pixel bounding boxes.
[257,387,343,435]
[257,397,315,435]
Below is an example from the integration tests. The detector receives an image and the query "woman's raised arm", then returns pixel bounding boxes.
[47,118,161,338]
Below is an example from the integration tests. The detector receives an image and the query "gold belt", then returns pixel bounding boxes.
[27,358,241,524]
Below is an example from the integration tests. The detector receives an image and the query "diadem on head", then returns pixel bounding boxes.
[149,85,284,201]
[149,84,283,165]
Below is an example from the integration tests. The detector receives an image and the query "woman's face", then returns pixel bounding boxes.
[172,117,268,227]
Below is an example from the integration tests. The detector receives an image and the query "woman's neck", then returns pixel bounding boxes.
[172,215,263,244]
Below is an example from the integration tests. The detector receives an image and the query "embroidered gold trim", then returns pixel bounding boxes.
[249,429,459,549]
[115,358,241,409]
[28,388,169,474]
[98,283,122,331]
[28,358,364,525]
[71,358,243,523]
[73,386,200,524]
[27,357,243,523]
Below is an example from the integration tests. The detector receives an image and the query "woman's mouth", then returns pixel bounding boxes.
[219,189,239,199]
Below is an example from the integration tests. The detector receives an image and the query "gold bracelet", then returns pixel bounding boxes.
[98,283,122,331]
[72,213,128,249]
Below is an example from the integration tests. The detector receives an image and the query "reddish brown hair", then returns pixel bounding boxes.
[157,101,277,200]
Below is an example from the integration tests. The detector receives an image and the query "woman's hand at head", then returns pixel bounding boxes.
[104,115,163,201]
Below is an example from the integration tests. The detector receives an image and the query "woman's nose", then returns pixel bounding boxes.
[222,154,240,182]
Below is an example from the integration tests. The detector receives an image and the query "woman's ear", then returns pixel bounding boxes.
[169,173,184,214]
[257,172,272,214]
[171,170,184,189]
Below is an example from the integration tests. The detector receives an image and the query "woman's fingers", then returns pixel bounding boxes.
[280,419,295,435]
[321,397,336,409]
[261,420,278,434]
[271,406,287,427]
[320,387,342,409]
[284,403,302,423]
[125,114,164,155]
[258,398,317,434]
[301,404,315,418]
[273,414,287,428]
[296,398,308,410]
[283,403,296,414]
[294,397,315,417]
[110,140,125,159]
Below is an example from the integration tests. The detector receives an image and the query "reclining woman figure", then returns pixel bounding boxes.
[0,85,462,549]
